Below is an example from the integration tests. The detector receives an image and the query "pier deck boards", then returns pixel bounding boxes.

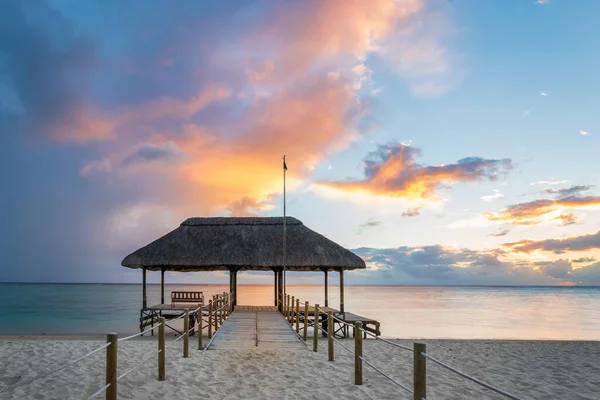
[209,306,304,350]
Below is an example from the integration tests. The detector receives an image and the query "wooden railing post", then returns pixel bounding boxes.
[214,297,218,331]
[183,309,189,358]
[295,298,300,333]
[354,322,363,385]
[158,317,166,381]
[286,295,290,322]
[313,304,319,352]
[303,301,309,341]
[208,300,213,338]
[106,333,117,400]
[414,343,426,400]
[282,294,285,315]
[327,312,334,361]
[198,307,204,349]
[291,296,295,325]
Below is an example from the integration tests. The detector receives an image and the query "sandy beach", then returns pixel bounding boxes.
[1,336,599,399]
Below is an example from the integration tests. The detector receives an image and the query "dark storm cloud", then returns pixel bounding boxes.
[0,1,97,138]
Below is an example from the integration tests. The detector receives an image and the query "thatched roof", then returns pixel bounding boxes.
[121,217,366,272]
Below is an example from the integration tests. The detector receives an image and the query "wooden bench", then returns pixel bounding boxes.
[171,291,204,307]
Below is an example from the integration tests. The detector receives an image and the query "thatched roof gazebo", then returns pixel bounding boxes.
[122,216,365,312]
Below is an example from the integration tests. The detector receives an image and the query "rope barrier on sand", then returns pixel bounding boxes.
[0,342,110,394]
[421,352,523,400]
[331,336,354,354]
[359,355,413,394]
[87,383,111,400]
[357,326,413,352]
[117,349,162,381]
[119,323,160,342]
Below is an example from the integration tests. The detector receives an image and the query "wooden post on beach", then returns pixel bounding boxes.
[354,322,363,385]
[295,298,300,333]
[313,304,319,352]
[214,297,219,331]
[183,309,189,358]
[291,296,295,325]
[208,300,213,338]
[303,301,309,341]
[413,343,426,400]
[198,308,204,350]
[327,312,334,362]
[158,317,166,381]
[106,333,117,400]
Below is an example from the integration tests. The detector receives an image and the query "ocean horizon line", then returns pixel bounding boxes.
[1,282,600,288]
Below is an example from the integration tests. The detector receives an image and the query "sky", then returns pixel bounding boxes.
[1,0,600,285]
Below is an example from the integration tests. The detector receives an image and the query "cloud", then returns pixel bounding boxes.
[80,158,112,177]
[540,92,548,96]
[402,207,422,217]
[0,0,467,283]
[504,230,600,254]
[572,257,596,264]
[488,229,510,237]
[352,245,559,285]
[483,196,600,226]
[357,218,383,234]
[535,259,572,279]
[481,192,504,202]
[0,1,97,140]
[227,196,275,217]
[122,141,186,166]
[579,130,589,136]
[544,185,594,198]
[535,0,549,5]
[317,142,511,201]
[531,180,569,186]
[353,243,600,285]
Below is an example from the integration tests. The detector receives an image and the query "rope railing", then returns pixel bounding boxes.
[358,326,413,352]
[118,323,160,342]
[2,292,231,400]
[117,349,162,381]
[0,342,110,394]
[359,355,413,395]
[287,293,525,400]
[420,352,523,400]
[87,383,111,400]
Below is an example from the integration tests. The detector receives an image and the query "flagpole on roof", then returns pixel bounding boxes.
[283,155,287,300]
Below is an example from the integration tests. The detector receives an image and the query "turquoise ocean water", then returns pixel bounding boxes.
[1,284,599,340]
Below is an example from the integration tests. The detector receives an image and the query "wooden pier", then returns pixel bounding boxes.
[208,306,305,350]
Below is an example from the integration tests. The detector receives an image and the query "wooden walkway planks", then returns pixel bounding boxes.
[209,306,305,350]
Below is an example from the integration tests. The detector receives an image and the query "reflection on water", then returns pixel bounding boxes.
[1,284,599,340]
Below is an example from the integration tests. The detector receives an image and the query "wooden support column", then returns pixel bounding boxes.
[324,269,329,308]
[277,269,284,312]
[160,267,165,305]
[142,267,147,309]
[229,268,234,301]
[273,269,278,307]
[233,269,238,307]
[339,269,345,313]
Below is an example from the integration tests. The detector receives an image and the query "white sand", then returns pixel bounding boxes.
[1,336,599,399]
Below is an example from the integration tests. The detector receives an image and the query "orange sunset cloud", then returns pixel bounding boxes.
[317,143,511,201]
[74,0,457,216]
[483,196,600,226]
